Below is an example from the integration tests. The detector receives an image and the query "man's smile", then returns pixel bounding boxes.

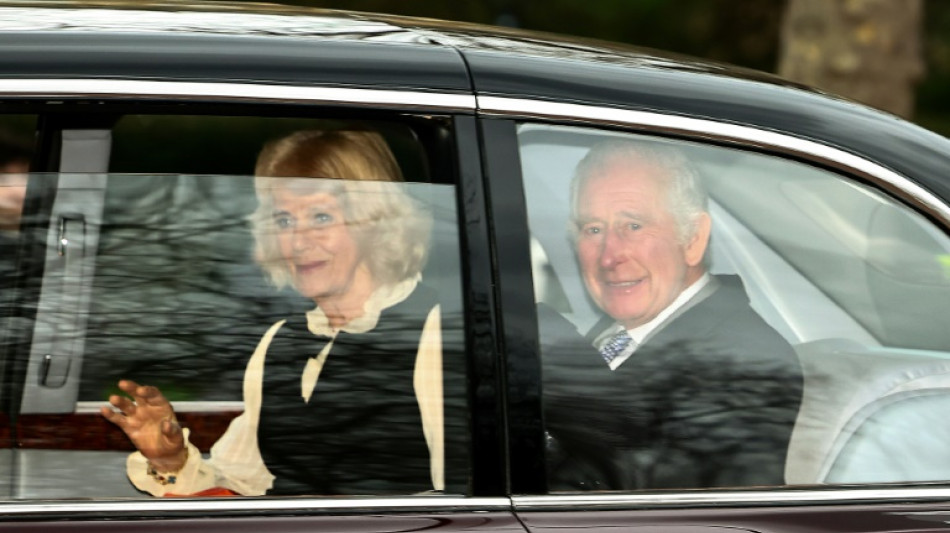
[603,278,643,288]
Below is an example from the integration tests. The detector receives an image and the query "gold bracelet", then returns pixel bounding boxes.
[146,448,189,486]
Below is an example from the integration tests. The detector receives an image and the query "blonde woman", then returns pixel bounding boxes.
[102,130,443,496]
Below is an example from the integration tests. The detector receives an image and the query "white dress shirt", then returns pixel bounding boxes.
[126,277,444,496]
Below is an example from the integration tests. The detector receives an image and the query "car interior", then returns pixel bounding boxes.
[0,111,948,498]
[0,109,468,498]
[517,123,950,487]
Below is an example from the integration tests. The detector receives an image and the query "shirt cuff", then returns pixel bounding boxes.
[126,428,215,496]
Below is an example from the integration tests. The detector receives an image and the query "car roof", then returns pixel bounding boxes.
[0,0,785,90]
[0,0,949,201]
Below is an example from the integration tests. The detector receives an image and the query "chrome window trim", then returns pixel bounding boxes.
[513,487,950,510]
[0,79,476,112]
[76,401,243,414]
[0,497,510,518]
[478,96,950,229]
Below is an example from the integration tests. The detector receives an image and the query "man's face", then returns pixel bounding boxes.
[574,159,709,329]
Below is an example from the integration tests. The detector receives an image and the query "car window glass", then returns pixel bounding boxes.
[110,115,432,180]
[0,114,34,262]
[3,118,468,499]
[517,122,950,491]
[0,116,34,425]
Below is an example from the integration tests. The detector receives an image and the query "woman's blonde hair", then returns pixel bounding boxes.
[250,129,432,289]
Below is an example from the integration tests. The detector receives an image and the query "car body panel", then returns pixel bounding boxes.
[516,503,950,533]
[0,508,523,532]
[0,32,472,93]
[0,2,948,532]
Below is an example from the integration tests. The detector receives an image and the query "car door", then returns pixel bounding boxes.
[0,76,520,530]
[479,102,950,531]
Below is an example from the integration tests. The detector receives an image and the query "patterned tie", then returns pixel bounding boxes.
[599,330,633,364]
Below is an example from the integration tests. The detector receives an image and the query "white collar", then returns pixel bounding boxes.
[597,272,712,370]
[305,275,420,337]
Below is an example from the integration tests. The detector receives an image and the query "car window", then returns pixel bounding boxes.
[517,123,950,491]
[0,115,34,432]
[0,115,34,271]
[2,114,469,499]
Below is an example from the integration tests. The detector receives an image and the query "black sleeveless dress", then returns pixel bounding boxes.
[257,284,437,495]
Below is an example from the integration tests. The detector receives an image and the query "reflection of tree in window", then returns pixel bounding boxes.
[81,174,309,402]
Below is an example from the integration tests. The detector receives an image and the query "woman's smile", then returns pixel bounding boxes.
[294,259,328,276]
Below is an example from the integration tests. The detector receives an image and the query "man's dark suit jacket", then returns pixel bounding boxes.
[541,275,803,491]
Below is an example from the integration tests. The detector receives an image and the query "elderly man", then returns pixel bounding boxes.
[541,140,803,491]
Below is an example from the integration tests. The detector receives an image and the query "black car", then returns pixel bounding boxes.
[0,1,949,531]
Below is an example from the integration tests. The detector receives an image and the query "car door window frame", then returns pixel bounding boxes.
[478,96,950,509]
[0,80,512,512]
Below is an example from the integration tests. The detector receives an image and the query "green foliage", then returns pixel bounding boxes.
[921,0,950,118]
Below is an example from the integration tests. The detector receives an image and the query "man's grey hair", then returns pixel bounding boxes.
[570,139,708,244]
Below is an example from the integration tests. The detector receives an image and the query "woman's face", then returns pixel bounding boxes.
[271,186,372,304]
